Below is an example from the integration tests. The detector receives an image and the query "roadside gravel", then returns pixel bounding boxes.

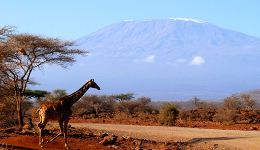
[69,123,260,150]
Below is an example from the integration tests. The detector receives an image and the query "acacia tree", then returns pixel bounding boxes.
[0,26,88,126]
[0,26,16,89]
[112,93,135,102]
[36,89,67,106]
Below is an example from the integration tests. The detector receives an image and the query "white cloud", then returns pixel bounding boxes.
[143,55,155,62]
[133,55,155,63]
[189,56,205,66]
[167,58,187,65]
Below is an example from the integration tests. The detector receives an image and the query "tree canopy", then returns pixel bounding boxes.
[24,89,49,99]
[36,89,68,106]
[111,93,135,102]
[0,26,88,126]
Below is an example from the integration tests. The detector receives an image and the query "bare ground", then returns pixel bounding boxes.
[1,122,260,149]
[72,123,260,150]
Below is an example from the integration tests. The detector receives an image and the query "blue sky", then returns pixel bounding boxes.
[2,0,260,100]
[1,0,260,40]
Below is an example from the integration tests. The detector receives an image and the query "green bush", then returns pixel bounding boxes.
[100,112,107,118]
[159,103,179,125]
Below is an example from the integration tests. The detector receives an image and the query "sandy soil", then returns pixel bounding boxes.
[72,123,260,150]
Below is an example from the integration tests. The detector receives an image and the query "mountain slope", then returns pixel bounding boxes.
[76,19,260,58]
[232,89,260,102]
[33,19,260,101]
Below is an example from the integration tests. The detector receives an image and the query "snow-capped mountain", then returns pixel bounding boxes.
[76,19,260,58]
[33,19,260,101]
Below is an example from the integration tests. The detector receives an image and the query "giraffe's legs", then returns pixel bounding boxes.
[64,119,70,149]
[38,119,48,148]
[39,126,44,148]
[46,120,64,144]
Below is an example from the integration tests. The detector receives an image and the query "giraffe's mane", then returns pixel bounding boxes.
[58,81,90,101]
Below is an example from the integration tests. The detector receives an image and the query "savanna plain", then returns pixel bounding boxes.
[2,93,260,150]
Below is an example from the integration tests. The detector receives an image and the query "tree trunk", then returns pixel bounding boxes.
[17,98,23,127]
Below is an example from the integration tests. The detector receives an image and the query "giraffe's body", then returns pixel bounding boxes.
[37,79,100,149]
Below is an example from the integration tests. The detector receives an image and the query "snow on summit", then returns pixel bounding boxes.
[169,18,206,23]
[124,18,206,23]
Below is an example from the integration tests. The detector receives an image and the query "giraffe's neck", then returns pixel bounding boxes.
[60,81,91,106]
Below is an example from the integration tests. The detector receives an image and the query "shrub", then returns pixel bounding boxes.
[159,103,179,125]
[223,97,243,110]
[100,112,107,118]
[197,103,217,121]
[179,110,190,122]
[0,116,18,128]
[72,94,116,117]
[89,114,96,118]
[115,101,141,114]
[213,109,239,123]
[0,94,19,128]
[113,112,129,123]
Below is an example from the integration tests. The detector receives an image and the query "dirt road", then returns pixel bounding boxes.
[70,123,260,150]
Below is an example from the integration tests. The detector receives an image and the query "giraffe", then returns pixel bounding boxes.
[37,79,100,149]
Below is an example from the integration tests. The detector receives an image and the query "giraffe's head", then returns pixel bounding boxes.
[88,79,101,90]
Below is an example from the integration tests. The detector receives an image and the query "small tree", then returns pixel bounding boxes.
[112,93,134,102]
[193,96,200,108]
[159,103,179,125]
[24,89,48,99]
[191,96,205,109]
[223,97,243,110]
[0,27,88,127]
[137,97,151,106]
[241,94,256,110]
[72,94,105,117]
[36,89,67,106]
[115,101,140,114]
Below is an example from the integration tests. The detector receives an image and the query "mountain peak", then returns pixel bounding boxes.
[123,18,206,23]
[169,18,206,23]
[76,19,260,57]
